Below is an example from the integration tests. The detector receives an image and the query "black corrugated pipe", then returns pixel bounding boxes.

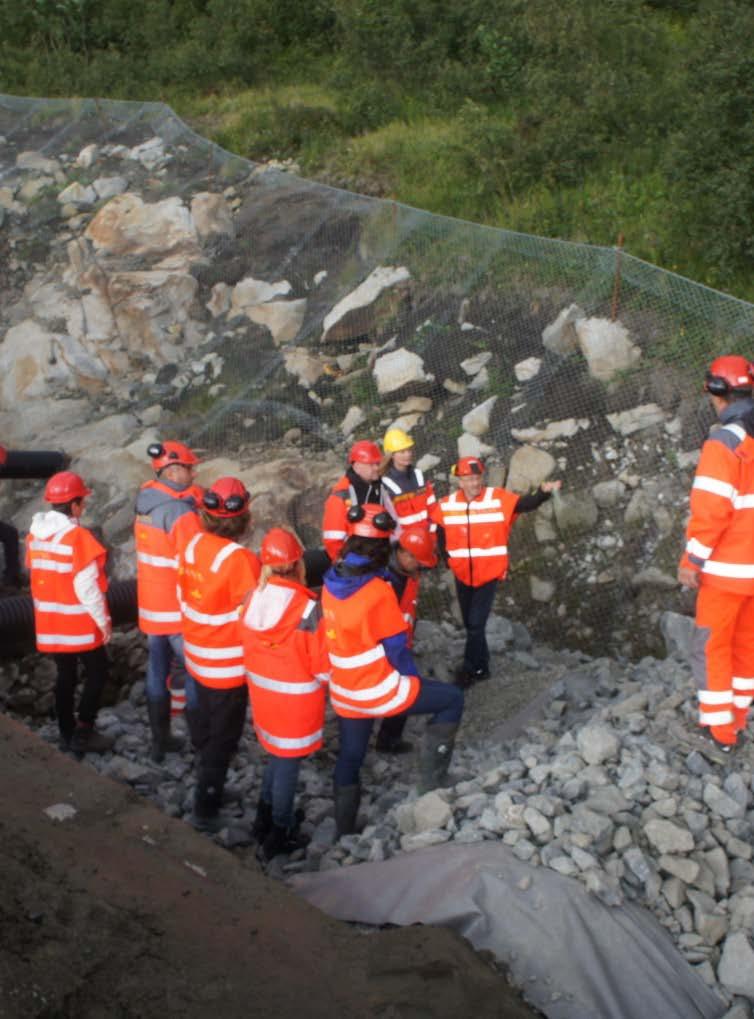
[0,450,69,480]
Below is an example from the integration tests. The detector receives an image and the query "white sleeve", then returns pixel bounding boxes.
[73,561,109,631]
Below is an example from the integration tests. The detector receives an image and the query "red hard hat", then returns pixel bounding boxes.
[0,445,6,467]
[704,356,754,397]
[347,502,396,539]
[202,477,250,518]
[453,456,485,477]
[398,527,437,568]
[44,471,91,503]
[261,527,304,566]
[148,440,199,471]
[348,440,382,465]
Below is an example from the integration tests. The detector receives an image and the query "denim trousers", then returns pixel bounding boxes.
[455,577,498,673]
[261,755,302,829]
[334,677,464,786]
[146,632,198,711]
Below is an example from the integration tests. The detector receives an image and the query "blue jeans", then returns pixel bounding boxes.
[334,678,464,786]
[455,578,498,673]
[146,633,198,711]
[261,756,302,829]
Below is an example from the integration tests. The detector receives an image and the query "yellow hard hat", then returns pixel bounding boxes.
[383,428,415,453]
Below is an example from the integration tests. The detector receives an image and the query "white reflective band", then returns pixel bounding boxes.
[686,537,713,559]
[698,689,732,705]
[247,671,321,695]
[702,561,754,579]
[733,676,754,690]
[314,672,330,684]
[33,600,87,615]
[399,510,428,525]
[137,551,178,569]
[38,632,93,646]
[448,545,508,559]
[733,494,754,509]
[329,668,400,702]
[210,542,243,574]
[185,533,202,564]
[185,639,243,659]
[139,607,182,623]
[257,726,323,751]
[330,675,413,715]
[698,709,734,725]
[29,539,73,554]
[693,475,737,501]
[724,424,746,440]
[30,559,73,573]
[329,644,385,669]
[426,493,437,505]
[185,657,245,680]
[381,477,400,494]
[733,695,753,708]
[443,512,505,525]
[183,603,241,626]
[301,598,317,619]
[323,530,347,540]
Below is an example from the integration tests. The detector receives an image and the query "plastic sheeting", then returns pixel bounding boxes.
[293,841,727,1019]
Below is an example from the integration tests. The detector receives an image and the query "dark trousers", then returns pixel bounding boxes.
[334,678,464,786]
[188,681,248,773]
[52,646,109,739]
[455,577,498,673]
[0,520,20,583]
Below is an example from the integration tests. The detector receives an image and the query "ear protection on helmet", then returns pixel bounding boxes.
[203,489,248,515]
[346,504,396,532]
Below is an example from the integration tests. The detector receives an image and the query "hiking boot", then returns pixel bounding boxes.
[418,722,459,794]
[147,699,184,764]
[70,725,114,755]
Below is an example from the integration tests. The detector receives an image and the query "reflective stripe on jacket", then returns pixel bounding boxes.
[27,522,108,653]
[321,576,420,719]
[381,467,436,533]
[135,479,201,635]
[241,576,329,757]
[178,531,260,689]
[430,486,519,587]
[680,422,754,594]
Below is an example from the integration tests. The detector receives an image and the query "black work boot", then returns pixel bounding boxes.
[418,723,459,794]
[334,784,361,838]
[189,766,226,832]
[147,699,184,763]
[252,799,273,841]
[70,723,114,755]
[260,823,309,862]
[376,715,413,755]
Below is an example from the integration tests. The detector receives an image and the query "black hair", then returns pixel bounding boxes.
[50,499,81,517]
[338,535,391,574]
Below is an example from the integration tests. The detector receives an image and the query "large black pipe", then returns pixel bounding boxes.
[0,450,69,480]
[0,550,333,649]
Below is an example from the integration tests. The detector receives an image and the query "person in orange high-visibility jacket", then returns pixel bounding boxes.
[241,527,330,860]
[322,504,464,837]
[321,439,383,561]
[135,439,203,762]
[679,355,754,751]
[27,471,114,755]
[430,456,561,688]
[375,527,439,755]
[177,477,260,832]
[380,428,437,537]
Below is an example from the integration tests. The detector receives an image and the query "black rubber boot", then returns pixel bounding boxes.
[376,715,413,755]
[252,799,273,841]
[70,723,114,755]
[147,698,184,763]
[260,823,309,862]
[334,784,361,838]
[190,766,226,832]
[418,723,459,794]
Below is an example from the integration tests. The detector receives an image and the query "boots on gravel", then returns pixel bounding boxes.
[251,799,273,841]
[189,766,227,832]
[418,722,459,794]
[375,715,413,755]
[259,823,309,862]
[334,784,361,838]
[147,699,184,763]
[70,723,114,755]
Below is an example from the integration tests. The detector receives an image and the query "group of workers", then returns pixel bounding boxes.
[18,351,754,858]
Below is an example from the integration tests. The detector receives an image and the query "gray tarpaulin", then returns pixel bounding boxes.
[293,842,726,1019]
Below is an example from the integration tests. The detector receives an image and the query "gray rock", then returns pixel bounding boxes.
[576,724,620,766]
[644,819,695,855]
[718,932,754,999]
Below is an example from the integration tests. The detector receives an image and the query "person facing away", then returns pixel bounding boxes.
[240,526,330,861]
[27,470,114,754]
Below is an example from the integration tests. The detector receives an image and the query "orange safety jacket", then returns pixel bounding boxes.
[381,467,437,533]
[321,475,355,561]
[680,422,754,594]
[241,576,330,757]
[177,531,260,689]
[135,479,201,635]
[394,573,419,646]
[430,486,520,587]
[27,520,109,653]
[322,576,420,719]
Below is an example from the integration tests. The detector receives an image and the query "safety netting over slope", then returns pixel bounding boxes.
[2,93,754,656]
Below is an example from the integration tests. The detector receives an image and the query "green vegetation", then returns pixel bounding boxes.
[2,0,753,300]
